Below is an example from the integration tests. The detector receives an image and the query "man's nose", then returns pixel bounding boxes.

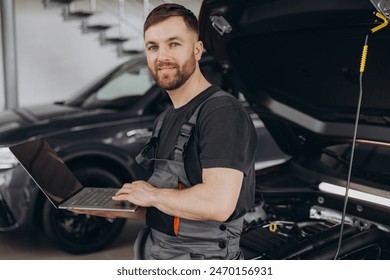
[156,46,170,61]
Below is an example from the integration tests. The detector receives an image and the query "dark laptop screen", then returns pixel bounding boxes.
[9,138,82,207]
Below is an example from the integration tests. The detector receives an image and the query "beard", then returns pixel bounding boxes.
[150,54,196,91]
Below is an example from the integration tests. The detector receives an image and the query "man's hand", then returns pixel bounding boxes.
[68,181,154,219]
[113,180,157,207]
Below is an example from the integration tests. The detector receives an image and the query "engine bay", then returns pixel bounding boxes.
[241,166,390,260]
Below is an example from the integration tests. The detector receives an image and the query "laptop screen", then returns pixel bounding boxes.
[9,138,83,207]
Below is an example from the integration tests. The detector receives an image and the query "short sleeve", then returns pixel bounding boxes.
[197,96,257,175]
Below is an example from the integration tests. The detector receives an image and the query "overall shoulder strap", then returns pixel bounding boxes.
[173,90,230,162]
[135,109,169,165]
[152,109,169,138]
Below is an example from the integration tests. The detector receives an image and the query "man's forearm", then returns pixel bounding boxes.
[151,182,239,222]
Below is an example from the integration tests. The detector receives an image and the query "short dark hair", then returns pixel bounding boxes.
[144,3,199,37]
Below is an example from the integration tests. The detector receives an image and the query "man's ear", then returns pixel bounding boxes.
[194,40,203,61]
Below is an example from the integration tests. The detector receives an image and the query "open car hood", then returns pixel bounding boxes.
[199,0,390,158]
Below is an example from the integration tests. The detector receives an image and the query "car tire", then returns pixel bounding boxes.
[41,166,127,254]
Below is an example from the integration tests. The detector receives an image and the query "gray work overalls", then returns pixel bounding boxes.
[135,91,245,260]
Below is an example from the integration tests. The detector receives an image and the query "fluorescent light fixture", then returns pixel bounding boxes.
[319,182,390,208]
[255,158,288,170]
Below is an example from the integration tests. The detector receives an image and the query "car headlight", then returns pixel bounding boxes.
[0,147,19,169]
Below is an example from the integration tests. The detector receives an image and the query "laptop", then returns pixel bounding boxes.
[9,138,139,212]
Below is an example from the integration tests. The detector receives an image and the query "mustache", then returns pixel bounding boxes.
[156,62,178,69]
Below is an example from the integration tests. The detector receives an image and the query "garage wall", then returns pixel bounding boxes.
[0,0,127,109]
[0,0,201,110]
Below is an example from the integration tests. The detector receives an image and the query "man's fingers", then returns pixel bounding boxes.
[115,188,131,196]
[112,194,128,200]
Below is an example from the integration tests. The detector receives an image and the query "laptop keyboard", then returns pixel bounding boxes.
[73,188,118,206]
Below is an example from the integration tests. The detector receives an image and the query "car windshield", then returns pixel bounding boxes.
[64,55,155,110]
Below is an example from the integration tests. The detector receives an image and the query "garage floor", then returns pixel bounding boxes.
[0,220,146,260]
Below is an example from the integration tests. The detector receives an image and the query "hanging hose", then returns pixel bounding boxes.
[333,11,389,260]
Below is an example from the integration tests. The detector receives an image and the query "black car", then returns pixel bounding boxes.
[0,53,285,254]
[199,0,390,259]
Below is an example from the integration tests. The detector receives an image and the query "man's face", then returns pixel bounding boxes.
[144,16,200,91]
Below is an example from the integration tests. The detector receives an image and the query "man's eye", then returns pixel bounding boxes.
[148,46,158,52]
[170,42,180,47]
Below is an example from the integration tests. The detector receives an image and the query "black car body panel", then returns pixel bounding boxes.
[200,0,390,148]
[200,0,390,259]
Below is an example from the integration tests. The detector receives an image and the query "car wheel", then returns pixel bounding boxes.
[41,166,127,254]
